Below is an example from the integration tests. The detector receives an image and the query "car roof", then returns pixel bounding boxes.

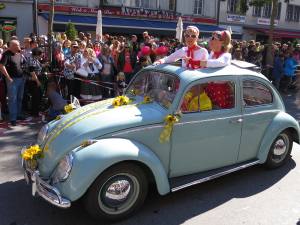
[146,62,268,86]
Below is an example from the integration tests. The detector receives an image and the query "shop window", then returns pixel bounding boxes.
[169,0,176,11]
[277,2,281,19]
[286,4,300,22]
[181,81,235,113]
[194,0,203,15]
[262,2,272,18]
[253,3,280,19]
[243,80,273,107]
[227,0,246,15]
[252,6,261,17]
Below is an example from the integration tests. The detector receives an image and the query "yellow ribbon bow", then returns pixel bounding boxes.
[159,114,180,143]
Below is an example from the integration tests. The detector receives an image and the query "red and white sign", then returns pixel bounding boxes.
[257,18,278,26]
[37,4,217,24]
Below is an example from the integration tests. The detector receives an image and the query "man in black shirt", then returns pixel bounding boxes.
[0,40,25,126]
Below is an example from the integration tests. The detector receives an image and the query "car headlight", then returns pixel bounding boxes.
[51,153,73,184]
[37,124,49,145]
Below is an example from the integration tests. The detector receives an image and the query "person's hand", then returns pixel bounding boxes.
[182,56,191,64]
[36,80,41,87]
[7,76,13,83]
[153,59,163,66]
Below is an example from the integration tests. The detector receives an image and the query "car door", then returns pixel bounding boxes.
[237,77,278,162]
[170,76,242,177]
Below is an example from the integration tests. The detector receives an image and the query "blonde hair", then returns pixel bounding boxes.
[117,72,125,81]
[86,48,96,58]
[221,30,232,53]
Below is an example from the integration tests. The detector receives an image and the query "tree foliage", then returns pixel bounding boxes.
[65,22,78,41]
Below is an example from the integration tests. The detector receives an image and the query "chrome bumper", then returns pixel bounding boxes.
[22,158,71,208]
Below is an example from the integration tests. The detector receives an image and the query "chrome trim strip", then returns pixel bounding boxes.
[111,110,280,137]
[171,160,260,192]
[111,124,164,136]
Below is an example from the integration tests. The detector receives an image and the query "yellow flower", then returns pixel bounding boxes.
[21,145,42,161]
[55,115,62,120]
[143,95,152,104]
[64,104,74,113]
[112,96,131,107]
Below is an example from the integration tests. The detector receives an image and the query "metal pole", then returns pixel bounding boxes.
[48,0,54,64]
[33,0,38,36]
[216,0,221,26]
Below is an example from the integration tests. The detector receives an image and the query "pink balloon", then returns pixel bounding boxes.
[156,46,168,55]
[141,46,151,55]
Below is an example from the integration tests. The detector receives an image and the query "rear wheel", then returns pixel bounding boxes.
[84,163,148,221]
[264,131,292,169]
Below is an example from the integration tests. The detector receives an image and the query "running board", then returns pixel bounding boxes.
[170,159,260,192]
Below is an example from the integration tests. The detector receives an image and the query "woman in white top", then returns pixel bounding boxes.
[79,48,103,100]
[200,30,232,68]
[155,26,208,69]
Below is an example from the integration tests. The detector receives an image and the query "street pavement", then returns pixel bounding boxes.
[1,92,300,225]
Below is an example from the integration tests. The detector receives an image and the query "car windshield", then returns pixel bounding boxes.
[126,70,180,109]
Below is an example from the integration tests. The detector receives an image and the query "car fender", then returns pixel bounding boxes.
[257,111,300,163]
[56,138,170,201]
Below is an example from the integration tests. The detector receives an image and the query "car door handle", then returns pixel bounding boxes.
[229,118,243,124]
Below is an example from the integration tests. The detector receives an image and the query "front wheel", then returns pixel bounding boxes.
[84,163,148,221]
[264,131,293,169]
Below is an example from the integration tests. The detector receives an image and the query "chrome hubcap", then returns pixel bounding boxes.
[273,139,287,156]
[98,174,140,215]
[272,134,289,163]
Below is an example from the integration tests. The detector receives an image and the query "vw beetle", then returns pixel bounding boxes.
[22,61,300,221]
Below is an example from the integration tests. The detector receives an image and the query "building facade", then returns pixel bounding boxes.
[0,0,34,42]
[37,0,220,38]
[219,0,300,42]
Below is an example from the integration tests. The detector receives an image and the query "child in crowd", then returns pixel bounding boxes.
[46,80,67,120]
[116,72,127,96]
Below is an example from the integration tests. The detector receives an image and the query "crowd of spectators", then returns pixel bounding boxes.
[0,30,299,125]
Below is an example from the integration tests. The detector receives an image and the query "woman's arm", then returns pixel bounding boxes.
[157,48,185,64]
[206,53,232,68]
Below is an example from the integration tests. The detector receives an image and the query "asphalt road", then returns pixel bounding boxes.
[1,93,300,225]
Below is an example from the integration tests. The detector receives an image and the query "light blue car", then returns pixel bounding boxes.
[22,61,300,221]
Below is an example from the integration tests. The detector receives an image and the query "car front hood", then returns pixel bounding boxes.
[39,98,167,177]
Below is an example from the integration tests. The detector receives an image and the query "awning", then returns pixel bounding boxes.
[256,28,300,39]
[39,13,222,33]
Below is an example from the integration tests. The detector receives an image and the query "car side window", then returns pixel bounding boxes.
[243,80,273,107]
[180,81,235,113]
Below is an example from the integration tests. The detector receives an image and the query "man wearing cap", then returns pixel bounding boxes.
[63,41,82,98]
[154,26,208,69]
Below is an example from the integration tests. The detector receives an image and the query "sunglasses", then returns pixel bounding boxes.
[211,32,223,41]
[185,34,197,39]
